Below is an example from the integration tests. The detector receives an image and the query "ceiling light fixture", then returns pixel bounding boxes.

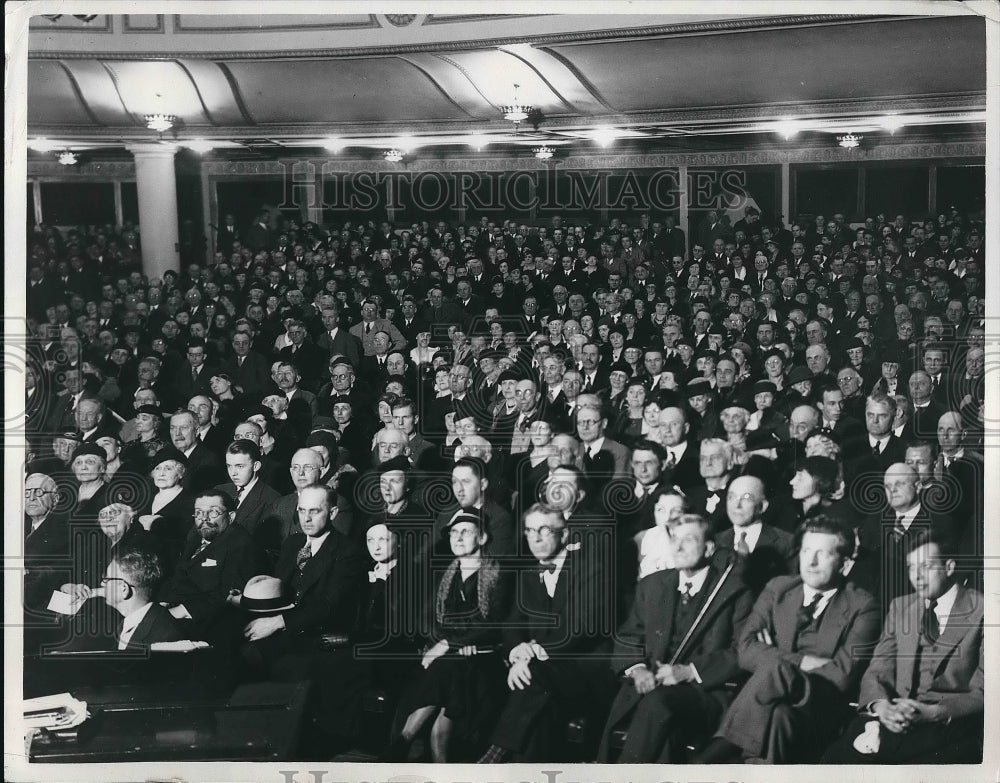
[774,120,802,140]
[533,146,554,160]
[837,132,863,149]
[879,116,905,134]
[58,151,78,166]
[591,127,618,148]
[183,139,214,154]
[145,114,175,132]
[322,138,345,152]
[384,149,404,162]
[29,138,58,153]
[501,83,532,125]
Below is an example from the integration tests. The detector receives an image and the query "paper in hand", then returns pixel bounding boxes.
[46,590,87,616]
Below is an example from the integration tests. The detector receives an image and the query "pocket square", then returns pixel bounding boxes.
[201,558,218,567]
[852,720,881,754]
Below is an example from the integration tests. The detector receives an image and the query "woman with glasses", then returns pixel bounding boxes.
[388,511,512,762]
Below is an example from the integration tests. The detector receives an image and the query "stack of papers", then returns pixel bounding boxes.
[150,640,211,652]
[24,693,89,730]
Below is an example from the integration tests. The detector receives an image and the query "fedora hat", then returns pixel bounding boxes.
[236,575,294,613]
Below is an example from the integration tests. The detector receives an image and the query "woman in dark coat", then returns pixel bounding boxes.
[389,512,512,762]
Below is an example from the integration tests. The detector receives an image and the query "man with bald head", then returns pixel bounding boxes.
[853,462,958,614]
[715,474,796,595]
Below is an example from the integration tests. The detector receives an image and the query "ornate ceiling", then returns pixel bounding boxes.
[22,12,988,159]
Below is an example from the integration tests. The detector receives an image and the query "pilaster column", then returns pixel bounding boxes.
[126,143,180,281]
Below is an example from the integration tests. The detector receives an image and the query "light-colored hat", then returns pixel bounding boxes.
[237,575,294,613]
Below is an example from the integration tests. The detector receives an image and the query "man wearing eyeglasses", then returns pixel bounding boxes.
[158,489,256,647]
[24,473,70,614]
[104,548,183,652]
[478,503,614,763]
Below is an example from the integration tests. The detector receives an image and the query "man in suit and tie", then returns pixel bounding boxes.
[698,516,881,763]
[240,484,366,678]
[653,406,702,492]
[101,547,184,652]
[577,403,631,479]
[215,439,281,547]
[842,392,908,494]
[224,331,273,398]
[316,306,362,367]
[277,320,328,393]
[23,473,71,615]
[215,213,239,256]
[171,338,216,407]
[598,515,753,762]
[823,535,983,763]
[74,395,121,443]
[478,503,616,763]
[350,300,407,357]
[853,463,958,615]
[715,474,797,596]
[168,410,226,493]
[159,489,257,647]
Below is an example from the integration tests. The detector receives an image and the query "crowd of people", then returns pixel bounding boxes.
[21,202,985,763]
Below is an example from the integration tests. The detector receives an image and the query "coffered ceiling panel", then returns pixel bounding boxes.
[546,16,986,113]
[221,58,474,124]
[27,61,95,125]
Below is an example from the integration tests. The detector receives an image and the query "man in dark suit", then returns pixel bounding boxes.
[74,395,121,443]
[215,213,240,256]
[316,306,362,367]
[223,331,273,398]
[103,547,184,651]
[158,489,257,647]
[243,210,272,254]
[698,516,881,763]
[598,515,752,762]
[277,320,328,393]
[24,473,71,615]
[171,338,216,407]
[656,406,702,492]
[478,503,615,763]
[430,457,516,561]
[823,535,983,763]
[715,474,797,596]
[908,370,946,440]
[240,484,366,678]
[577,404,631,480]
[215,439,281,547]
[168,410,226,494]
[852,463,958,615]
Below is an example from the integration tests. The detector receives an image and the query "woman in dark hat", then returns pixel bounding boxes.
[389,511,512,762]
[614,376,650,443]
[599,323,627,367]
[603,360,632,411]
[136,447,195,570]
[67,442,112,523]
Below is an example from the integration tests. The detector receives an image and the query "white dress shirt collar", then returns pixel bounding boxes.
[733,520,763,551]
[801,584,839,618]
[928,582,959,633]
[118,602,154,650]
[677,564,711,596]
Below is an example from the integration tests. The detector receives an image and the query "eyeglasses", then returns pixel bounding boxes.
[25,488,56,499]
[449,528,479,539]
[524,525,562,540]
[100,576,133,590]
[290,464,320,474]
[193,508,225,521]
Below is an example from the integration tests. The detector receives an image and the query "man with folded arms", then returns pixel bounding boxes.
[822,535,983,763]
[697,516,880,763]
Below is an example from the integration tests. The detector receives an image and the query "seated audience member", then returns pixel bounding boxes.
[823,535,983,763]
[24,473,70,615]
[215,438,282,541]
[599,514,752,762]
[635,486,688,580]
[716,473,796,595]
[239,484,366,679]
[158,489,256,648]
[477,503,615,763]
[102,547,184,652]
[388,512,511,762]
[138,447,196,569]
[697,516,881,763]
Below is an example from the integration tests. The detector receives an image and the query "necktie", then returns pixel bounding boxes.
[192,367,198,383]
[296,541,312,572]
[680,581,694,605]
[796,592,824,636]
[192,539,210,559]
[665,451,677,470]
[872,442,881,457]
[736,531,750,555]
[238,355,245,367]
[922,599,940,643]
[236,485,246,507]
[365,323,372,334]
[518,418,529,432]
[583,377,593,393]
[892,514,907,538]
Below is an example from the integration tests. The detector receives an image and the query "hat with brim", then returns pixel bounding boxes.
[237,575,295,613]
[71,442,107,462]
[148,446,188,471]
[787,366,813,385]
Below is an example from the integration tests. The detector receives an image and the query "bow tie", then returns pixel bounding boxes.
[368,564,389,583]
[539,560,557,574]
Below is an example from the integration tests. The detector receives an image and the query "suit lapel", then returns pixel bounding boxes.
[652,570,681,662]
[776,582,804,649]
[931,586,978,660]
[297,533,338,594]
[896,595,921,693]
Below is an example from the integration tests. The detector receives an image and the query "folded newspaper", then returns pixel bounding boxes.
[23,693,89,730]
[149,640,211,652]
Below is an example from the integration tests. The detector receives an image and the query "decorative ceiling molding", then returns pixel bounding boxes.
[28,161,136,177]
[29,14,906,60]
[29,14,112,33]
[122,15,164,34]
[171,14,380,34]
